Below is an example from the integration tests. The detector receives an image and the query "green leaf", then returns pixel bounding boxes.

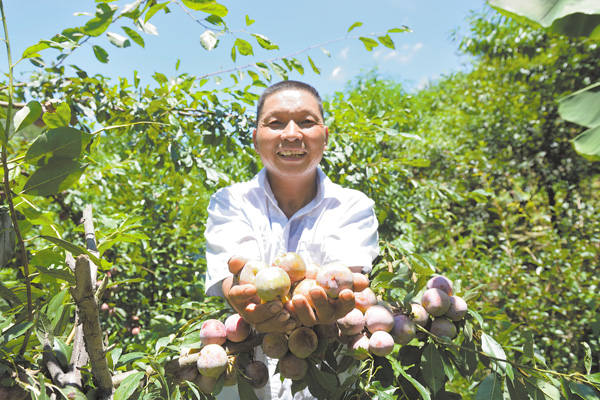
[245,15,255,26]
[22,41,51,59]
[270,62,287,80]
[83,3,117,37]
[41,102,72,129]
[13,101,42,133]
[572,125,600,161]
[480,332,507,372]
[359,37,379,51]
[388,26,412,33]
[36,266,76,285]
[558,82,600,128]
[144,2,170,23]
[236,373,259,400]
[307,360,338,390]
[420,344,445,395]
[252,33,279,50]
[107,32,131,48]
[586,372,600,384]
[396,366,431,400]
[489,0,600,38]
[378,34,395,49]
[114,371,145,400]
[308,55,321,74]
[568,381,600,400]
[180,0,228,17]
[234,38,253,56]
[348,21,363,33]
[475,373,503,400]
[25,127,92,165]
[255,62,271,82]
[92,45,109,63]
[1,321,34,345]
[200,30,219,51]
[22,159,87,197]
[523,330,534,359]
[122,26,145,48]
[0,281,21,307]
[39,235,108,270]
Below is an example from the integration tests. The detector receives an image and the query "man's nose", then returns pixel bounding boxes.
[281,120,302,141]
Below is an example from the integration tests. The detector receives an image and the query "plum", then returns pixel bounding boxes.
[196,344,228,378]
[364,304,395,333]
[369,331,395,357]
[421,288,451,317]
[193,374,217,394]
[288,327,318,358]
[390,314,417,345]
[444,296,468,321]
[254,266,291,301]
[354,287,378,313]
[305,262,322,280]
[430,318,457,339]
[199,319,227,346]
[244,361,269,389]
[316,262,354,299]
[337,308,365,336]
[239,260,269,285]
[278,352,309,380]
[347,332,370,360]
[410,303,430,328]
[261,332,289,359]
[272,252,306,284]
[224,314,251,343]
[426,275,453,296]
[313,322,340,343]
[292,278,317,308]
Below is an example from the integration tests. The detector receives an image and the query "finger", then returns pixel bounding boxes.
[309,287,336,324]
[228,256,249,275]
[227,284,258,305]
[353,273,369,293]
[242,300,284,325]
[292,294,317,327]
[253,309,297,333]
[334,289,356,320]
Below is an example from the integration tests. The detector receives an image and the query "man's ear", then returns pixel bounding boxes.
[324,127,330,150]
[252,129,259,152]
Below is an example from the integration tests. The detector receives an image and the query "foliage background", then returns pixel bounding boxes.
[1,0,599,399]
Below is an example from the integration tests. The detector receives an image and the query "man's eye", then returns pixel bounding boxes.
[299,119,316,127]
[268,121,283,127]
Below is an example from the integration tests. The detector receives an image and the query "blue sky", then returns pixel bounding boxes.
[1,0,488,97]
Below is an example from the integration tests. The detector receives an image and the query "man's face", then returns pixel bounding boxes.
[253,89,329,181]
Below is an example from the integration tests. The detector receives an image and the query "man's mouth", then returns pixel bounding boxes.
[278,150,306,158]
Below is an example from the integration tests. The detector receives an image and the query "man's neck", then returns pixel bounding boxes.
[267,171,318,219]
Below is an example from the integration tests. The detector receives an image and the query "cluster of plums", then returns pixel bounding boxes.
[185,253,468,394]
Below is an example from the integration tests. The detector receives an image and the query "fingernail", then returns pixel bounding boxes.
[285,320,296,330]
[278,311,289,322]
[269,303,282,313]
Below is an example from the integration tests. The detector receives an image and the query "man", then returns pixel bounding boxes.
[205,80,379,399]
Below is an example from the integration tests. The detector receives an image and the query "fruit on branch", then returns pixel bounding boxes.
[391,314,417,345]
[421,288,451,317]
[244,361,269,389]
[199,319,227,346]
[193,374,217,394]
[197,344,229,378]
[444,296,468,321]
[427,275,453,296]
[225,313,251,342]
[254,266,291,301]
[430,318,457,339]
[272,252,307,284]
[313,322,340,343]
[347,332,370,360]
[337,308,365,336]
[288,327,319,358]
[278,352,309,380]
[364,304,395,333]
[410,303,430,328]
[316,262,354,299]
[354,287,378,313]
[368,331,395,357]
[261,332,289,359]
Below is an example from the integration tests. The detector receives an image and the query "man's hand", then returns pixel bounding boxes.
[223,256,297,333]
[289,286,355,327]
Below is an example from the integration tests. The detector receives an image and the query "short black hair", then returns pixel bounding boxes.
[256,80,323,123]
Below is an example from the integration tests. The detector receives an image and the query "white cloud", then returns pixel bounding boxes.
[376,42,424,64]
[338,47,350,60]
[331,66,343,80]
[415,74,439,91]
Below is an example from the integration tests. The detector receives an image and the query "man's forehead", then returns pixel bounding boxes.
[261,90,320,116]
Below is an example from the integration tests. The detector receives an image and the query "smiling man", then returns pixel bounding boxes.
[204,80,379,399]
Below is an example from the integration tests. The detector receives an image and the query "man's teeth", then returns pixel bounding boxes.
[279,151,305,157]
